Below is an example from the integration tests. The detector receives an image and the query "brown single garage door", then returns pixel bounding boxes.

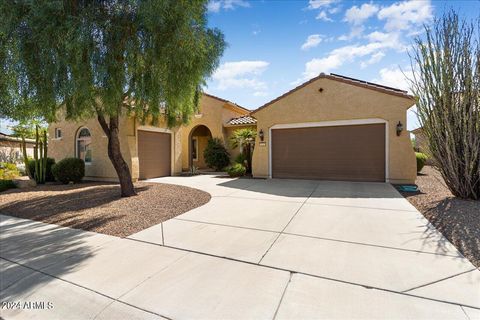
[138,130,171,179]
[271,123,385,182]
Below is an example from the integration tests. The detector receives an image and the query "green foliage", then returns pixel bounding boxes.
[203,138,230,171]
[52,158,85,184]
[0,1,226,126]
[0,180,16,192]
[229,128,256,173]
[226,163,246,177]
[234,153,248,165]
[0,162,20,180]
[28,158,55,182]
[410,11,479,199]
[416,152,428,173]
[9,120,46,139]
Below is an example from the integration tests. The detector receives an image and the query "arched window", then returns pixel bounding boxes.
[76,128,92,163]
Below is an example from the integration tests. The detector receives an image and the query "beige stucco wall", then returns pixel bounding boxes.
[49,114,183,182]
[251,77,417,184]
[49,115,133,181]
[48,94,247,181]
[180,95,249,171]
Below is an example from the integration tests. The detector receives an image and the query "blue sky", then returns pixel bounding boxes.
[205,0,479,130]
[1,0,477,133]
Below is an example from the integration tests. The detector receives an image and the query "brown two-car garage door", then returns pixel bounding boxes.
[138,130,171,179]
[271,123,385,182]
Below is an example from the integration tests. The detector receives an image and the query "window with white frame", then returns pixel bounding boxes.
[55,128,62,139]
[76,128,92,163]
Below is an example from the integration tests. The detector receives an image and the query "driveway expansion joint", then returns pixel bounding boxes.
[0,256,174,320]
[272,272,293,320]
[257,183,319,264]
[124,227,480,310]
[401,268,479,293]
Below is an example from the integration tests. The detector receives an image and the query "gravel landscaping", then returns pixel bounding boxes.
[399,166,480,268]
[0,182,211,237]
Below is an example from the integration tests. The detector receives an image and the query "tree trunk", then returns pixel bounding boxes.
[97,113,137,197]
[246,144,252,174]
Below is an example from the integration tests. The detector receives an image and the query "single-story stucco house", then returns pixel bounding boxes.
[411,127,428,153]
[0,132,35,163]
[49,73,416,184]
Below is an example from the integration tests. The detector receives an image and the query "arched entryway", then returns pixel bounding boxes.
[189,125,212,169]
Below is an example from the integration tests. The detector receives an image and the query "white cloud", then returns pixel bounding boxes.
[296,32,404,82]
[338,25,365,41]
[344,3,379,25]
[213,60,269,91]
[373,66,413,92]
[378,0,432,31]
[360,51,385,68]
[301,34,323,50]
[208,0,250,13]
[308,0,339,9]
[366,31,391,42]
[316,11,333,21]
[308,0,340,22]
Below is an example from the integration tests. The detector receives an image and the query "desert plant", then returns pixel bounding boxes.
[0,162,20,180]
[234,153,248,166]
[51,158,85,184]
[28,158,56,182]
[230,128,256,173]
[415,152,428,173]
[409,11,480,199]
[0,180,16,192]
[189,165,199,176]
[203,138,230,171]
[226,163,246,177]
[0,149,22,164]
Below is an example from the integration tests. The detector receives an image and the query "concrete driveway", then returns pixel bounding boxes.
[1,175,479,319]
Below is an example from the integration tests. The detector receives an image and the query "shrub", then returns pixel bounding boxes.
[28,158,56,182]
[416,152,428,173]
[0,180,16,192]
[0,162,20,180]
[226,163,246,177]
[52,158,85,184]
[203,138,230,171]
[234,153,248,166]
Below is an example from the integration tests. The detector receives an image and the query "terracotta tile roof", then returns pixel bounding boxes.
[252,72,415,115]
[227,115,257,126]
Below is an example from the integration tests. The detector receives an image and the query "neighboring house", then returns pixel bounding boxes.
[411,127,429,153]
[49,73,416,184]
[0,132,35,163]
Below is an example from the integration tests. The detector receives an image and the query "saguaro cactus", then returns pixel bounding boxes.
[32,125,48,184]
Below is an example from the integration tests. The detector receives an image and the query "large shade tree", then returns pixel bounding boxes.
[410,11,479,200]
[0,0,225,196]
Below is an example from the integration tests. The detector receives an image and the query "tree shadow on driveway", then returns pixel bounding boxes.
[0,216,107,301]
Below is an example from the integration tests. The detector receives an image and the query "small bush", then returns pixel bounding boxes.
[0,180,16,192]
[0,162,20,180]
[52,158,85,184]
[28,158,56,181]
[203,138,230,171]
[234,153,247,166]
[416,152,428,173]
[226,163,246,177]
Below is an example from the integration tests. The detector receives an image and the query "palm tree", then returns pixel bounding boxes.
[230,128,257,173]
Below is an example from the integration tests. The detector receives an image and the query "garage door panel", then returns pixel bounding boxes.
[272,124,385,182]
[138,130,171,179]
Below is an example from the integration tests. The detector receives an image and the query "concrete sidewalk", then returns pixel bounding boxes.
[1,176,479,319]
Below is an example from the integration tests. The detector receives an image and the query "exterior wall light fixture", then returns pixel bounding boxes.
[396,121,403,136]
[259,129,264,141]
